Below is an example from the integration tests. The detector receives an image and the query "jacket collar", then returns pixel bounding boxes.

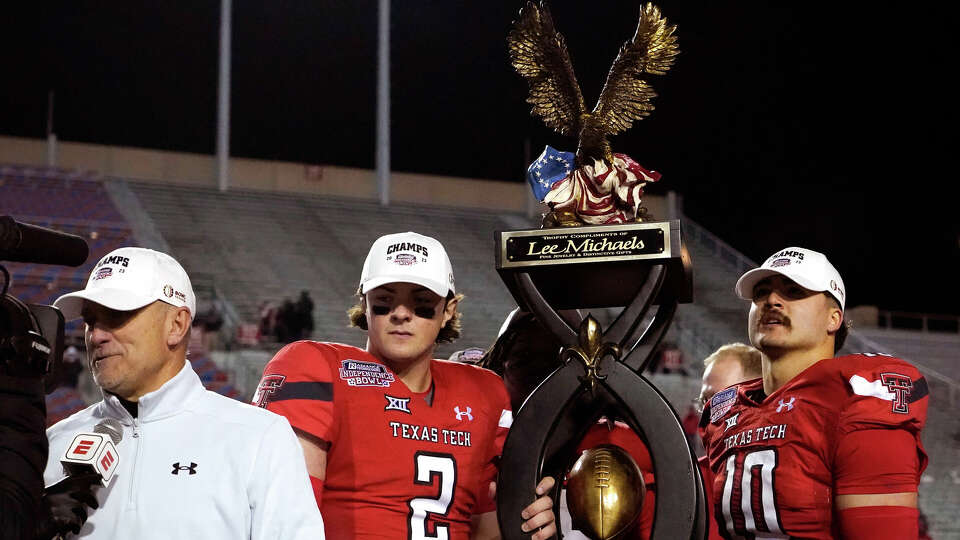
[100,362,204,423]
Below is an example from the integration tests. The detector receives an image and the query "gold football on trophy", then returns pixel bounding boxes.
[567,444,646,539]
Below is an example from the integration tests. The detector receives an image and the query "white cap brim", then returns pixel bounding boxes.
[54,288,159,321]
[360,275,450,298]
[735,268,831,301]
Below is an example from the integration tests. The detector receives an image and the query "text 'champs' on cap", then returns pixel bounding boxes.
[735,247,845,309]
[359,232,455,298]
[53,247,196,320]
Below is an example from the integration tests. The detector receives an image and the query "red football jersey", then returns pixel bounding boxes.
[255,341,512,539]
[700,353,928,539]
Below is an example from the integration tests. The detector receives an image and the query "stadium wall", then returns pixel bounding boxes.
[2,135,668,217]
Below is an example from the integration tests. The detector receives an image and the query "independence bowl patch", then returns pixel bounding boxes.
[339,359,395,387]
[394,253,418,266]
[710,387,737,423]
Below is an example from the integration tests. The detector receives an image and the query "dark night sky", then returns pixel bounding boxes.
[2,1,957,315]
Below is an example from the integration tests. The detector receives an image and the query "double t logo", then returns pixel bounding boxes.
[253,375,286,408]
[880,373,913,414]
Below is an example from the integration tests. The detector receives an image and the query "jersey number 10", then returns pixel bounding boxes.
[720,449,786,539]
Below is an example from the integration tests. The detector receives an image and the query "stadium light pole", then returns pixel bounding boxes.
[216,0,232,192]
[46,90,57,167]
[376,0,390,206]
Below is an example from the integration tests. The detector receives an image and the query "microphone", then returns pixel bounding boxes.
[37,420,123,538]
[0,215,89,267]
[60,419,123,486]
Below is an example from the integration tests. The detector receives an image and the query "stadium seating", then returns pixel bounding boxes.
[190,354,242,400]
[855,327,960,380]
[44,386,90,427]
[1,166,247,421]
[0,165,135,329]
[125,181,524,357]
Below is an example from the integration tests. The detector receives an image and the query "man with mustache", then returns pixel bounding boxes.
[254,232,556,539]
[699,247,928,539]
[42,247,325,539]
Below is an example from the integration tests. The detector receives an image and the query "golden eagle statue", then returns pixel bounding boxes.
[509,2,679,226]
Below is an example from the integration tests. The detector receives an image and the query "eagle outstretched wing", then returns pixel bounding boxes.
[592,3,679,137]
[508,1,586,137]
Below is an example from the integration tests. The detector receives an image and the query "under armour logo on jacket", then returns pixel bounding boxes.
[454,406,473,421]
[776,397,795,412]
[172,462,198,475]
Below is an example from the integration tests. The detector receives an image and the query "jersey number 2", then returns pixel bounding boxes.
[409,452,457,540]
[721,449,786,538]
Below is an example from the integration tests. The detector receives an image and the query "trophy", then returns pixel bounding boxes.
[493,3,706,538]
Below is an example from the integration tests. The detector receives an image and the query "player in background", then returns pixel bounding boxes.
[695,343,762,540]
[254,232,556,539]
[700,247,928,539]
[696,343,762,415]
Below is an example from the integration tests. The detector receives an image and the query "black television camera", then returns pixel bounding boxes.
[1,215,88,383]
[0,215,89,538]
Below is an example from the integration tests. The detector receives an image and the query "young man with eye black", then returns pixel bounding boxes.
[699,247,929,539]
[254,231,556,540]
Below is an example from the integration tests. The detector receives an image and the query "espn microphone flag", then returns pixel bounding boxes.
[62,432,120,487]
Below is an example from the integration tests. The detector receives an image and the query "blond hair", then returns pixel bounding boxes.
[703,342,762,379]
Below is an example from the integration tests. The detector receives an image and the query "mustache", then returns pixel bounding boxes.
[758,309,790,327]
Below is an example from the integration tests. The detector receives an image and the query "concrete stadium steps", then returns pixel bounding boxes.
[125,181,530,355]
[646,372,702,416]
[669,234,755,360]
[853,328,960,377]
[916,397,960,538]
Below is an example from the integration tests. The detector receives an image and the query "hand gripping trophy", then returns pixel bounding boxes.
[494,3,706,539]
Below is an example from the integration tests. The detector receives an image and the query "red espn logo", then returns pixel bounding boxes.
[100,450,116,471]
[72,439,96,456]
[66,434,105,461]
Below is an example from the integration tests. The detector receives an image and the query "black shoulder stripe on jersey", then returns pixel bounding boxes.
[272,381,333,403]
[909,377,928,403]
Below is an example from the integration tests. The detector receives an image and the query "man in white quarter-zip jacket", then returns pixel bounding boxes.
[42,247,325,539]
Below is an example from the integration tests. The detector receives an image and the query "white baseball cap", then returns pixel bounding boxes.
[54,247,196,320]
[359,232,455,298]
[735,246,846,310]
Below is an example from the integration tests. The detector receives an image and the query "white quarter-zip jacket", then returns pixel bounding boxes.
[44,362,325,539]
